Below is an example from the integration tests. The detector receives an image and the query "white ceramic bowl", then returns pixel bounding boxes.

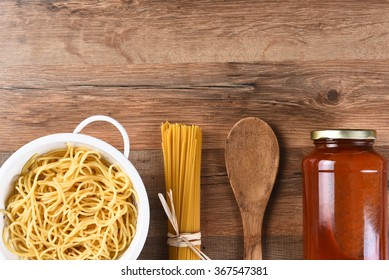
[0,115,150,260]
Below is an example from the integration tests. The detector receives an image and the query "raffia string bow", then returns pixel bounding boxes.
[158,189,210,260]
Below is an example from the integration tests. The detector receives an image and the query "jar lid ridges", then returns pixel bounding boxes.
[311,129,376,140]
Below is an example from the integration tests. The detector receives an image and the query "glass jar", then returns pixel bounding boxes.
[302,129,388,259]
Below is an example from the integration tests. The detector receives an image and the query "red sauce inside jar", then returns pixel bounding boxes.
[302,130,388,259]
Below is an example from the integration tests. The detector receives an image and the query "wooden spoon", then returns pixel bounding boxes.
[225,117,279,260]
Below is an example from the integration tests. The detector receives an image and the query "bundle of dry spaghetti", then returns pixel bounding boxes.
[160,121,208,260]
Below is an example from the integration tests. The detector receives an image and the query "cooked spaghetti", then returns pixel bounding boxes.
[0,144,138,260]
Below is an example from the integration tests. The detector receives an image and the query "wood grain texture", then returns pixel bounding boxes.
[1,0,389,65]
[1,0,389,260]
[1,61,389,152]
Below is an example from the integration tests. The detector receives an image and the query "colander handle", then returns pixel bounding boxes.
[73,115,130,158]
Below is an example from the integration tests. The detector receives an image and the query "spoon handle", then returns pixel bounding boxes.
[241,211,265,260]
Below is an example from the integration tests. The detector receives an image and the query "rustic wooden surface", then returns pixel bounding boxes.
[1,0,389,260]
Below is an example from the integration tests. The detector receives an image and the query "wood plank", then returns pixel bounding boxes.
[1,61,388,90]
[1,0,388,65]
[1,60,389,150]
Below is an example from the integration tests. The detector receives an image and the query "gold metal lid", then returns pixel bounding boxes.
[311,129,376,140]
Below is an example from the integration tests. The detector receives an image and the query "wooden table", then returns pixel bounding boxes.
[1,0,388,260]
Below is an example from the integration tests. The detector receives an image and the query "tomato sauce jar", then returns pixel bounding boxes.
[302,130,388,259]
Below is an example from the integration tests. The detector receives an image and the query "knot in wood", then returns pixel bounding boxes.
[327,89,340,104]
[316,89,342,106]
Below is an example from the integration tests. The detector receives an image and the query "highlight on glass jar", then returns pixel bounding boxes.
[302,129,388,260]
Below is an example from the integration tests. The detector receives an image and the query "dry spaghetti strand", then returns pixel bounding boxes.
[1,144,138,260]
[161,122,202,260]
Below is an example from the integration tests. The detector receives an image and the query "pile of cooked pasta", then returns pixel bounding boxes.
[1,144,138,260]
